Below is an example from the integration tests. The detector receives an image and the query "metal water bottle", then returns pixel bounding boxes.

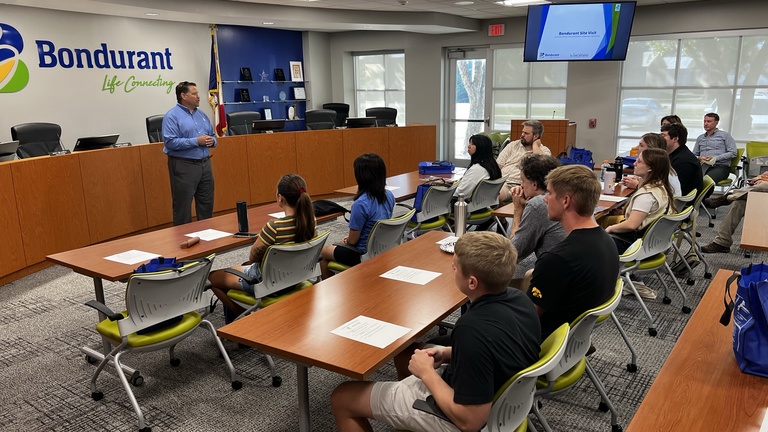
[454,194,467,237]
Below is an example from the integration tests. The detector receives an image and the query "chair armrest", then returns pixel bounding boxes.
[412,396,452,424]
[396,202,415,210]
[333,242,361,253]
[224,267,257,285]
[84,300,124,321]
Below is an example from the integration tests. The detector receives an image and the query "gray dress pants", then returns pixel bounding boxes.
[167,156,215,226]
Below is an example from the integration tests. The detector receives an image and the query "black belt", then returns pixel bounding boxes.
[169,155,210,163]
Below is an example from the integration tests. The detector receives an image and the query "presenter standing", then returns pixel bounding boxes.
[162,81,216,226]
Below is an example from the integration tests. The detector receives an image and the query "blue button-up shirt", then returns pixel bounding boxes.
[162,103,217,159]
[693,129,737,166]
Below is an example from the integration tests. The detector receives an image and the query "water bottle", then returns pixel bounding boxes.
[454,194,467,237]
[600,160,611,182]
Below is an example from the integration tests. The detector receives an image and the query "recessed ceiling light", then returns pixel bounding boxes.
[263,22,275,25]
[145,12,159,16]
[455,1,475,5]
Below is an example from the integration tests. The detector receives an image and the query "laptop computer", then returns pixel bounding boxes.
[0,140,19,162]
[73,134,120,152]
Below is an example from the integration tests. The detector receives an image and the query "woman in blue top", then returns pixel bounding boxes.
[320,153,395,279]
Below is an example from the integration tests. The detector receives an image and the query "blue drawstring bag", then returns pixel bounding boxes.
[558,147,594,169]
[721,262,768,378]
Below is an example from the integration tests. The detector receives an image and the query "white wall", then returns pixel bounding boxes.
[0,5,211,148]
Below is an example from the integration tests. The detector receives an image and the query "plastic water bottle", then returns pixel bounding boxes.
[600,160,611,182]
[454,194,467,237]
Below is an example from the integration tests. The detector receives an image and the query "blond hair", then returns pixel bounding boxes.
[546,165,600,217]
[454,232,517,292]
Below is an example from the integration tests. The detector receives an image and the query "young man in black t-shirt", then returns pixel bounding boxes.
[331,231,541,432]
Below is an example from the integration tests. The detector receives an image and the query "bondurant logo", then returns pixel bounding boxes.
[36,41,173,70]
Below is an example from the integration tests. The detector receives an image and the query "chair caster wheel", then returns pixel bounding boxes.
[682,306,691,314]
[648,328,657,337]
[272,376,283,387]
[627,363,637,372]
[91,391,103,401]
[232,380,243,390]
[746,251,752,258]
[662,297,671,304]
[695,232,701,237]
[708,223,714,227]
[705,272,712,279]
[131,375,144,387]
[85,355,98,364]
[438,327,448,336]
[612,425,623,432]
[170,358,181,367]
[598,401,609,412]
[139,427,152,432]
[687,279,694,286]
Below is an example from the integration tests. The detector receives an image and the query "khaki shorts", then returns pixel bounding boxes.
[370,371,460,432]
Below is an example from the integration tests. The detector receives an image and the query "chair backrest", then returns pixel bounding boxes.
[416,182,459,223]
[226,111,262,135]
[544,279,623,381]
[322,103,350,127]
[145,115,164,143]
[621,206,693,263]
[253,231,330,299]
[365,107,397,127]
[466,177,506,213]
[485,323,570,432]
[362,208,417,261]
[117,254,215,336]
[746,141,768,176]
[305,109,337,130]
[11,122,62,158]
[730,148,745,174]
[673,188,697,210]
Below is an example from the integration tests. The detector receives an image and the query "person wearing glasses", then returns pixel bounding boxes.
[162,81,217,225]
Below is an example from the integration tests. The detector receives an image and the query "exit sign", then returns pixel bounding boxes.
[488,24,505,37]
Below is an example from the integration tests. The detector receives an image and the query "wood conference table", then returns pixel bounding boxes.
[626,269,768,431]
[740,191,768,252]
[47,202,342,378]
[217,230,464,432]
[334,169,463,202]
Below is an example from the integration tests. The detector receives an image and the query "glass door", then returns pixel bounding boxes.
[446,48,489,164]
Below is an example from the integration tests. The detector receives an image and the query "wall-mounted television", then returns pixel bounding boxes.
[524,2,636,62]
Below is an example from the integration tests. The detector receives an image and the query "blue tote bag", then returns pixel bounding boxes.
[721,262,768,378]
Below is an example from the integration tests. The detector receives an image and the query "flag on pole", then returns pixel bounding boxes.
[209,25,227,137]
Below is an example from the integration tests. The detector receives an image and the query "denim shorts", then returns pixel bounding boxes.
[237,263,263,295]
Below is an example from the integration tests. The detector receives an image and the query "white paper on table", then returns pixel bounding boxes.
[269,211,286,218]
[385,185,400,191]
[380,265,441,286]
[437,236,459,245]
[104,250,160,265]
[185,229,232,241]
[599,194,626,203]
[331,315,411,349]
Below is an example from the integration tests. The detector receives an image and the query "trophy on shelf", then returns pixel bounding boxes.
[240,67,253,82]
[259,70,269,82]
[274,68,286,82]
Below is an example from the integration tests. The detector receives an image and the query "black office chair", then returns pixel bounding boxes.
[11,122,63,158]
[226,111,262,135]
[305,109,337,130]
[146,115,164,143]
[322,103,350,128]
[365,107,398,127]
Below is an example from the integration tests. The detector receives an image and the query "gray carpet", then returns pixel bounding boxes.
[0,198,763,432]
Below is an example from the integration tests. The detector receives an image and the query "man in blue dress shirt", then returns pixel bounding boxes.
[162,81,217,225]
[693,113,737,197]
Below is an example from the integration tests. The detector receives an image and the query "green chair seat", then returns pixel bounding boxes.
[536,357,586,392]
[636,253,667,269]
[96,311,202,348]
[407,215,447,232]
[328,261,351,273]
[227,280,313,308]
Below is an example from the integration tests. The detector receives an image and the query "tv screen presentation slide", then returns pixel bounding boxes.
[524,2,636,62]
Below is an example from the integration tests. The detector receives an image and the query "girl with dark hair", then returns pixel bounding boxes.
[454,134,503,199]
[208,174,316,322]
[606,148,677,254]
[320,153,394,279]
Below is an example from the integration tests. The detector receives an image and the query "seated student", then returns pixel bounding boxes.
[453,134,502,200]
[320,153,395,279]
[661,122,702,196]
[330,231,541,432]
[208,174,316,323]
[702,172,768,253]
[527,165,619,340]
[660,114,682,127]
[622,132,682,196]
[605,148,676,254]
[496,120,552,202]
[508,154,565,262]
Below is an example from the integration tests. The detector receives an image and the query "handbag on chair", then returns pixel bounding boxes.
[721,262,768,377]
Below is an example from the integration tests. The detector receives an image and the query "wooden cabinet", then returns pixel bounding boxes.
[510,119,576,157]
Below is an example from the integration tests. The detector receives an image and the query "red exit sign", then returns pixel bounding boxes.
[488,23,505,37]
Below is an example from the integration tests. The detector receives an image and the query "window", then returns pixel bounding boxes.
[617,34,768,153]
[491,47,567,131]
[354,52,405,124]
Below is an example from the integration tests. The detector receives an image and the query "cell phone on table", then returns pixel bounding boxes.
[233,232,258,238]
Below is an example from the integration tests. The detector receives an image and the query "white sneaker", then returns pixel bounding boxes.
[624,281,657,300]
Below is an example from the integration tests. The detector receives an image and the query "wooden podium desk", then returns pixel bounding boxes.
[335,170,463,202]
[740,191,768,252]
[217,231,465,432]
[626,269,768,431]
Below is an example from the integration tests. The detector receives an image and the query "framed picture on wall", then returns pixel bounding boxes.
[289,61,303,82]
[292,87,306,100]
[263,108,272,120]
